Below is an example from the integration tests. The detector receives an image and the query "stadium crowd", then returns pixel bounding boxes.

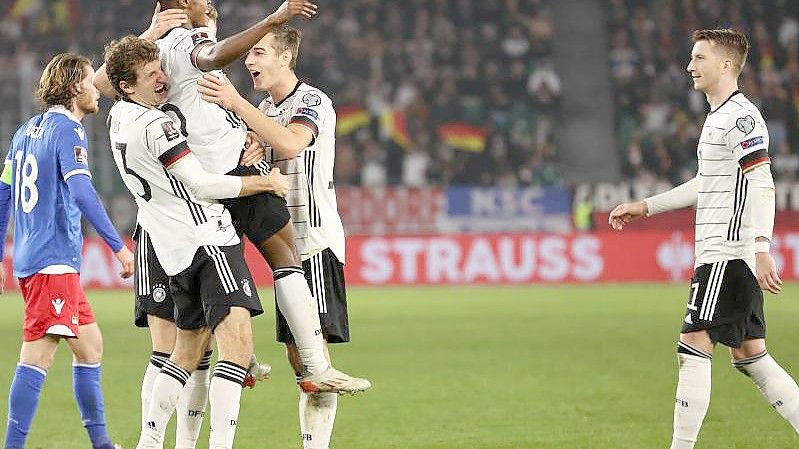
[608,0,799,183]
[1,0,561,188]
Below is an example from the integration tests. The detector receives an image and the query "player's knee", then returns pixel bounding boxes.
[20,352,55,371]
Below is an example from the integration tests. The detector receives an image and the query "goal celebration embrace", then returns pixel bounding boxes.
[0,0,798,448]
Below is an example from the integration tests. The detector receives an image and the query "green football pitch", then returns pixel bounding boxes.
[0,284,797,449]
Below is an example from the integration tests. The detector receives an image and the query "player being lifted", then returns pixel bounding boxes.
[199,25,354,449]
[103,35,291,449]
[609,29,799,448]
[0,53,134,449]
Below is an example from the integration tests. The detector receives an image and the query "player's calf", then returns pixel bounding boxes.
[734,348,799,432]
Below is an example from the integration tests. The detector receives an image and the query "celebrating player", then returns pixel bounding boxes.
[609,29,799,448]
[0,53,134,449]
[199,25,355,449]
[94,0,369,396]
[102,35,290,449]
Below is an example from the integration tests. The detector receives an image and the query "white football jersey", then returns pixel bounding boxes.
[258,82,345,262]
[694,90,771,273]
[108,99,239,275]
[157,26,246,174]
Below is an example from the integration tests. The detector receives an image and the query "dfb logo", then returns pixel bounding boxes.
[675,398,689,408]
[657,232,693,281]
[302,434,313,441]
[188,410,205,417]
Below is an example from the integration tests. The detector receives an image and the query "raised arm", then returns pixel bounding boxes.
[193,0,317,72]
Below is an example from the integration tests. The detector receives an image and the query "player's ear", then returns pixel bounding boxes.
[119,80,133,96]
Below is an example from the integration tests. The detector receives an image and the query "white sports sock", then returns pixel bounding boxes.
[300,391,338,449]
[175,351,212,449]
[735,352,799,433]
[141,352,169,429]
[208,361,246,449]
[670,344,712,449]
[274,268,329,374]
[137,360,190,449]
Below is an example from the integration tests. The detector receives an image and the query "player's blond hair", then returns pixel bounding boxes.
[104,36,160,97]
[36,53,91,109]
[269,25,302,70]
[693,29,749,74]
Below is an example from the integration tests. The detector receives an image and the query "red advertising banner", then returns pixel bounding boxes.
[2,231,798,289]
[336,187,443,235]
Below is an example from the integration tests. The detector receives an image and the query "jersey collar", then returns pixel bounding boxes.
[48,106,82,125]
[272,80,303,108]
[709,89,742,114]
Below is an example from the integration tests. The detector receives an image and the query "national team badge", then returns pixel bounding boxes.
[162,121,180,141]
[153,284,167,303]
[736,115,755,135]
[242,279,252,297]
[74,146,88,164]
[302,93,321,107]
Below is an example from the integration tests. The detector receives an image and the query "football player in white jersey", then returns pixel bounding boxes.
[198,25,354,449]
[96,0,369,398]
[609,29,799,448]
[103,36,292,449]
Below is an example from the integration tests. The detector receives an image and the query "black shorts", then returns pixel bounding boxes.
[277,248,350,344]
[220,162,291,245]
[133,226,174,327]
[681,259,765,347]
[169,243,263,331]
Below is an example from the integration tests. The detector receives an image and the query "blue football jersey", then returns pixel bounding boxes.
[5,108,92,278]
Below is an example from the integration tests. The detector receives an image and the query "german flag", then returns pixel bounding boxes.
[380,109,411,149]
[438,122,486,152]
[336,105,370,135]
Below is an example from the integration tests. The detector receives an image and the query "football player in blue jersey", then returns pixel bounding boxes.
[0,53,134,449]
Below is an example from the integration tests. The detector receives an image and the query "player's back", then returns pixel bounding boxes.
[108,99,239,275]
[7,110,88,278]
[156,27,246,175]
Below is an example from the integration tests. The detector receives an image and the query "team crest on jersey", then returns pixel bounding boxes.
[302,93,321,107]
[191,31,210,45]
[51,298,65,315]
[161,121,180,141]
[74,146,88,165]
[736,115,755,135]
[152,284,167,303]
[242,279,252,297]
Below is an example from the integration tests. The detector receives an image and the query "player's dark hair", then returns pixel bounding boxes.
[692,29,749,74]
[269,25,302,70]
[104,36,161,97]
[36,53,91,110]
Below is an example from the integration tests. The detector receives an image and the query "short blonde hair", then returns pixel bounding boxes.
[693,29,749,74]
[269,25,302,70]
[36,53,91,109]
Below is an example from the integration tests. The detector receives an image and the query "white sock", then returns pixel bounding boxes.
[300,390,338,449]
[274,268,329,374]
[175,351,212,449]
[735,351,799,433]
[670,343,712,449]
[137,360,190,449]
[208,361,246,449]
[141,352,169,430]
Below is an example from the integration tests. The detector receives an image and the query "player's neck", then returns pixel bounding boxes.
[66,103,85,122]
[268,73,299,105]
[126,94,157,110]
[704,80,739,111]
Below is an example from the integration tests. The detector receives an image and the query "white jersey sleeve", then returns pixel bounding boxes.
[724,108,770,173]
[142,115,191,168]
[288,91,328,144]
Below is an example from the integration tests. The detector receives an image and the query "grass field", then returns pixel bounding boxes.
[0,284,797,448]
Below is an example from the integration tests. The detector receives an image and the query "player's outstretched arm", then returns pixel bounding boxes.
[194,0,317,72]
[93,3,187,98]
[167,151,289,199]
[608,176,698,230]
[198,74,313,158]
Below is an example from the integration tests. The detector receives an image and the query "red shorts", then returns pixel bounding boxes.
[19,273,96,342]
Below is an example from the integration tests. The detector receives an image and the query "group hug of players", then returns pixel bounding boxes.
[1,1,371,449]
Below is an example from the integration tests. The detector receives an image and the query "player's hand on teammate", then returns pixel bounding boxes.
[269,0,319,24]
[608,201,648,230]
[198,74,242,112]
[141,2,188,42]
[241,132,266,166]
[264,167,289,198]
[115,246,135,279]
[755,251,783,294]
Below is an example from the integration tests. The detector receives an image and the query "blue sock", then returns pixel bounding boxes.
[5,363,46,449]
[72,363,113,449]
